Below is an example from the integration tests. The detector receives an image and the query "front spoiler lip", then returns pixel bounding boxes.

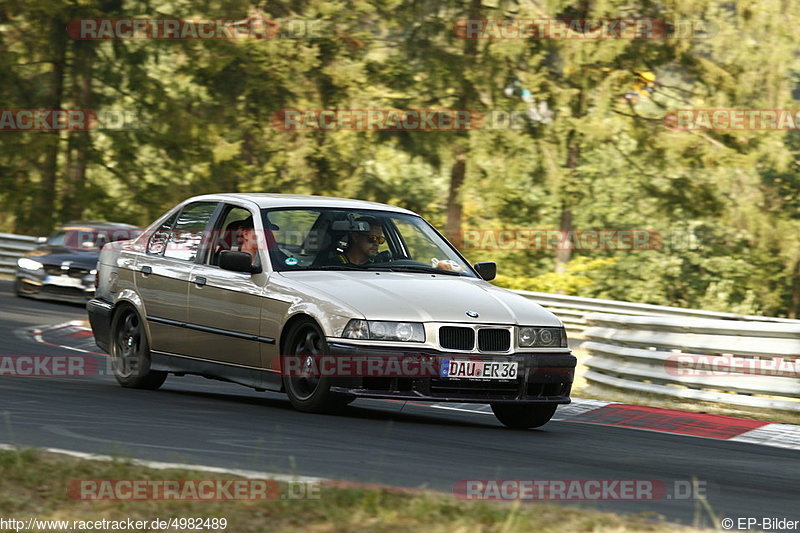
[329,388,572,404]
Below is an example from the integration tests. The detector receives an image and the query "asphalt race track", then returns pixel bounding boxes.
[0,280,797,528]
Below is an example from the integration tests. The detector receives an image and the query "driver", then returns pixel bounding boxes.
[337,218,385,265]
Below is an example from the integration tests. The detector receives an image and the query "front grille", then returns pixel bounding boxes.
[44,265,90,278]
[478,328,511,352]
[439,326,474,350]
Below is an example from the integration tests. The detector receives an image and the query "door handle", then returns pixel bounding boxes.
[141,265,152,276]
[193,276,207,287]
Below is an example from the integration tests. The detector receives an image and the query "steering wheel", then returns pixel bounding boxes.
[373,250,393,263]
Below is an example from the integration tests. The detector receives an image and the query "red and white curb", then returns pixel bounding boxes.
[29,320,104,355]
[23,321,800,452]
[432,400,800,451]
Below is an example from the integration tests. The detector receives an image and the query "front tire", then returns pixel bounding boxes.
[282,319,353,413]
[110,306,167,390]
[14,279,30,298]
[491,403,557,429]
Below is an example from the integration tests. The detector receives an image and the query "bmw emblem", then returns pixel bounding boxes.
[466,310,479,318]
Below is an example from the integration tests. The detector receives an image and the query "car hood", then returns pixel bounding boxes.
[25,247,99,268]
[281,271,562,326]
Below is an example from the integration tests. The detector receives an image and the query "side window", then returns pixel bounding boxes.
[163,202,218,262]
[207,206,255,266]
[147,211,179,255]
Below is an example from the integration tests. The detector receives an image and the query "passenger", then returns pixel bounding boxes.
[229,217,259,264]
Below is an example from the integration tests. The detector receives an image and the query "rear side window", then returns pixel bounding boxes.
[147,211,179,255]
[161,202,218,261]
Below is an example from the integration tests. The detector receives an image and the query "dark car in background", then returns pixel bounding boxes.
[15,221,140,303]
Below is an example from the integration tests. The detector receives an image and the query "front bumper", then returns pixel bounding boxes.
[16,269,94,303]
[325,342,576,404]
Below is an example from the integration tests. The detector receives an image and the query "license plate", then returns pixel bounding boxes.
[440,360,518,380]
[45,275,84,288]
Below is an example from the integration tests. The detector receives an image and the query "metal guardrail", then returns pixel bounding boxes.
[581,313,800,411]
[512,290,800,334]
[2,229,798,410]
[0,232,37,275]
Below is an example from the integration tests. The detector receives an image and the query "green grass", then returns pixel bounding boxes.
[0,448,711,533]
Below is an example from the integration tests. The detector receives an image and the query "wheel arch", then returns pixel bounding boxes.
[279,313,319,356]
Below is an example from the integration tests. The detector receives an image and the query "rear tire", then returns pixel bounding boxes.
[491,403,557,429]
[282,319,353,413]
[110,306,167,390]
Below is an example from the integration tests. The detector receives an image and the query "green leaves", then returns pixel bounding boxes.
[3,0,800,316]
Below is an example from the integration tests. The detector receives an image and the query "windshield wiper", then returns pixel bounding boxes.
[309,265,366,271]
[310,265,392,272]
[387,265,465,276]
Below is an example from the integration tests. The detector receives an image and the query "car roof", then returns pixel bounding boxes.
[61,221,140,230]
[186,193,419,215]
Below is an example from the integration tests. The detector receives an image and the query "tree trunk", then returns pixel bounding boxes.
[445,0,482,249]
[790,261,800,319]
[555,203,573,273]
[555,132,580,273]
[445,150,466,248]
[34,16,68,234]
[63,39,94,221]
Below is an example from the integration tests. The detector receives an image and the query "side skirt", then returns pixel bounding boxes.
[150,351,283,393]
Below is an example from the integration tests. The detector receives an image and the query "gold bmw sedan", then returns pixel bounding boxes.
[87,194,576,429]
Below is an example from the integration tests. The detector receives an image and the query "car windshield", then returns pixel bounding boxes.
[261,208,476,277]
[46,228,138,250]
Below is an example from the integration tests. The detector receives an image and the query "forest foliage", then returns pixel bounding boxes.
[1,0,799,317]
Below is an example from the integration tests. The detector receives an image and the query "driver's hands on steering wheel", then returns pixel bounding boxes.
[373,250,392,262]
[431,257,465,272]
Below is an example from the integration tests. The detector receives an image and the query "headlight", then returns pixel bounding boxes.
[17,258,43,271]
[342,320,425,342]
[518,326,566,347]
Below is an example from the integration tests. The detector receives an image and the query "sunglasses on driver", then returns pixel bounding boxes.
[360,234,386,244]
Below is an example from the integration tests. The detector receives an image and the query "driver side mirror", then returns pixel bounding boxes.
[219,251,261,274]
[473,262,496,281]
[36,236,47,245]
